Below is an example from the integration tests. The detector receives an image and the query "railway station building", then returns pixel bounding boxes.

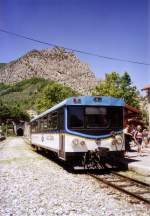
[124,104,141,127]
[142,84,150,128]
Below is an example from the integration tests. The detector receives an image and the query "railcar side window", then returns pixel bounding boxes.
[58,109,64,130]
[37,119,41,132]
[51,112,58,129]
[31,121,38,133]
[40,118,44,132]
[47,114,52,129]
[43,116,48,130]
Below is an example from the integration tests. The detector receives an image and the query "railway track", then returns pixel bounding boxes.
[89,171,150,205]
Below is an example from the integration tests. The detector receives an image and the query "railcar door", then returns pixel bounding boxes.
[58,108,65,159]
[59,134,65,159]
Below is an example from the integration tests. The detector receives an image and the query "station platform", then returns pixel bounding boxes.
[121,144,150,184]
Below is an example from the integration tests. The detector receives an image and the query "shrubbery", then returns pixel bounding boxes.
[0,77,79,120]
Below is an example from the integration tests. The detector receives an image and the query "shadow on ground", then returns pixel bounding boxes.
[31,147,135,175]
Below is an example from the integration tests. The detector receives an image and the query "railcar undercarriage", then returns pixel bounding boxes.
[81,149,125,170]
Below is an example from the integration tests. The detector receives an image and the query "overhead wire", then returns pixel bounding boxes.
[0,28,149,66]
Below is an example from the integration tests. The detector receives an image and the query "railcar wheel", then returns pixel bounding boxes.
[31,145,37,151]
[34,146,38,152]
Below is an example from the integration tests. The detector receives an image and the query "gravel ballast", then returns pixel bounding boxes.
[0,137,150,216]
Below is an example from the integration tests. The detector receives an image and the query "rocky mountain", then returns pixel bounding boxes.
[0,47,98,94]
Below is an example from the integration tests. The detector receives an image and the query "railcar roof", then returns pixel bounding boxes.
[31,96,125,122]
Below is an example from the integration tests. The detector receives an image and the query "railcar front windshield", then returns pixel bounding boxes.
[67,106,123,134]
[85,107,109,128]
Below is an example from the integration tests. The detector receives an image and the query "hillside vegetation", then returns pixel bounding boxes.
[0,63,6,70]
[0,72,140,113]
[0,77,79,113]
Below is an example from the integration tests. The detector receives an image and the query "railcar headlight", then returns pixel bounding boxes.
[112,135,123,146]
[72,138,80,145]
[112,138,117,145]
[115,135,123,145]
[80,140,85,145]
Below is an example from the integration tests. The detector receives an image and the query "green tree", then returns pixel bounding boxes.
[10,105,30,122]
[0,101,11,123]
[35,81,79,112]
[0,101,30,123]
[92,72,140,108]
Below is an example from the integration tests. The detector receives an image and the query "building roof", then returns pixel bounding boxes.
[141,84,150,91]
[125,104,139,113]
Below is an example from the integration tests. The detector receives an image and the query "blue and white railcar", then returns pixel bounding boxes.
[30,96,125,162]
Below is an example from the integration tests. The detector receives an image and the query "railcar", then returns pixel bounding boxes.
[30,96,125,166]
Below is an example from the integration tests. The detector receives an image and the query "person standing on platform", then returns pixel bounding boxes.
[123,124,133,156]
[142,128,149,148]
[134,125,143,156]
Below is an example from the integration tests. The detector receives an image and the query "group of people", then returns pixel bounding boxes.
[124,124,150,156]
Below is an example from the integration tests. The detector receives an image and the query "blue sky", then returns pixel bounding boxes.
[0,0,149,91]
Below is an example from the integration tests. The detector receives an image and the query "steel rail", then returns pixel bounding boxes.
[112,171,150,187]
[89,173,150,205]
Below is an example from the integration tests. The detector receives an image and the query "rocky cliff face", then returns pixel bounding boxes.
[0,47,98,94]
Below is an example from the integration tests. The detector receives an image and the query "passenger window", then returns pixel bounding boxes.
[43,116,48,130]
[40,118,44,132]
[48,114,52,129]
[58,109,64,130]
[37,119,41,132]
[31,121,38,133]
[51,112,58,130]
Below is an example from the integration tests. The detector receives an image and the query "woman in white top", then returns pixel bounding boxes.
[134,125,143,156]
